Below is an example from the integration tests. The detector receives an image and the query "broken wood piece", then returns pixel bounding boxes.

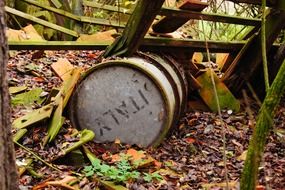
[192,52,204,63]
[17,158,33,176]
[216,53,229,70]
[13,129,28,142]
[77,30,117,43]
[60,68,82,108]
[7,24,45,42]
[9,86,27,94]
[63,129,95,154]
[45,68,81,144]
[196,69,240,112]
[152,0,208,33]
[222,33,256,81]
[186,73,202,91]
[46,97,64,143]
[32,176,78,190]
[12,104,54,129]
[51,58,74,81]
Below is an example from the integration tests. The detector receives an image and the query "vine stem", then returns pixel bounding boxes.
[14,141,62,173]
[201,18,229,190]
[261,0,270,91]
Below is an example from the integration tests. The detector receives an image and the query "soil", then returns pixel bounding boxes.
[8,50,285,190]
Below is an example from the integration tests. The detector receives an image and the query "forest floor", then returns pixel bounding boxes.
[8,50,285,190]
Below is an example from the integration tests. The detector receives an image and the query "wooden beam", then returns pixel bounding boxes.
[8,41,110,50]
[142,36,245,52]
[159,7,261,26]
[152,0,208,33]
[269,43,285,82]
[79,1,260,28]
[19,0,125,28]
[227,0,275,6]
[5,6,79,37]
[103,0,165,57]
[21,0,80,21]
[82,0,132,14]
[224,8,285,93]
[8,37,245,52]
[228,0,285,10]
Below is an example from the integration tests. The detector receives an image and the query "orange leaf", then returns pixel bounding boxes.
[256,185,266,190]
[126,148,145,161]
[33,77,45,82]
[185,137,195,144]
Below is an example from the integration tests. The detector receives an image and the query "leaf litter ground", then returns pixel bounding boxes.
[8,50,285,190]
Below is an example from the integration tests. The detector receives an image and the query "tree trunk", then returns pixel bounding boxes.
[103,0,165,57]
[240,58,285,189]
[0,1,19,189]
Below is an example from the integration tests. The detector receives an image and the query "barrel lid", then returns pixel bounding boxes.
[69,61,172,147]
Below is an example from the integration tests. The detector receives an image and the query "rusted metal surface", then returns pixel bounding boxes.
[69,55,187,147]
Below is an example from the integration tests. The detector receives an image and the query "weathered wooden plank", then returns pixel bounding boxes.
[228,0,285,10]
[222,34,257,80]
[197,69,240,112]
[142,36,246,52]
[5,6,79,37]
[82,2,260,28]
[103,0,165,57]
[224,8,285,93]
[159,7,261,26]
[80,16,125,28]
[270,43,285,81]
[21,0,80,21]
[153,0,208,33]
[8,41,110,50]
[227,0,275,6]
[19,0,125,28]
[82,0,132,14]
[8,37,246,52]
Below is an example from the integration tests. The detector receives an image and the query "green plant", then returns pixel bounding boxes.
[82,155,162,183]
[143,172,163,183]
[83,157,140,183]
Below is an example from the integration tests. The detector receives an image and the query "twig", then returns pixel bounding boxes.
[14,141,62,172]
[201,18,229,190]
[261,0,270,91]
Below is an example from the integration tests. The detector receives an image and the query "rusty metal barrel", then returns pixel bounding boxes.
[69,53,187,147]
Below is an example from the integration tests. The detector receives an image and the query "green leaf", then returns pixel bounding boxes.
[100,164,110,173]
[91,158,101,168]
[11,88,45,106]
[151,172,163,181]
[143,173,152,182]
[130,171,140,179]
[85,170,95,177]
[83,165,93,172]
